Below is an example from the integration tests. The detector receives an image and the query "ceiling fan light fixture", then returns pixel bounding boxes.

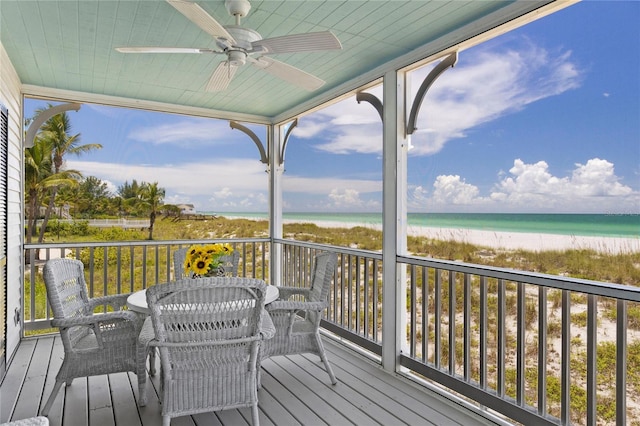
[227,50,247,66]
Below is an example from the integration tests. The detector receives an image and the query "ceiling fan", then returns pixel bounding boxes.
[116,0,342,91]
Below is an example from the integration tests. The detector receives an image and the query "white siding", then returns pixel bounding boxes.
[0,42,24,361]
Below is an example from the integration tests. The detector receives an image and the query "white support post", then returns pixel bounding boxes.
[381,69,409,372]
[268,123,283,286]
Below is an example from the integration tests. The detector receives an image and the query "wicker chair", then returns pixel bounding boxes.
[40,258,146,416]
[143,277,275,426]
[141,247,242,379]
[261,251,338,385]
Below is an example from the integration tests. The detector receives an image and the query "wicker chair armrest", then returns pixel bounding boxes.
[87,293,131,311]
[266,300,327,313]
[276,286,311,300]
[259,310,276,340]
[51,310,139,329]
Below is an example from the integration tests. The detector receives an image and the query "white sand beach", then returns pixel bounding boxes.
[283,219,640,254]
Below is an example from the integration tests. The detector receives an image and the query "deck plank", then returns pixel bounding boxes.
[1,336,500,426]
[323,341,467,425]
[110,372,142,426]
[324,341,496,426]
[88,375,116,425]
[63,376,89,426]
[265,355,377,425]
[11,337,51,421]
[41,336,64,426]
[0,339,36,423]
[261,360,352,425]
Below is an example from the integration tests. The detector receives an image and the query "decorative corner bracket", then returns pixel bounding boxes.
[25,103,82,148]
[356,92,383,121]
[229,120,269,164]
[279,118,298,166]
[406,51,458,135]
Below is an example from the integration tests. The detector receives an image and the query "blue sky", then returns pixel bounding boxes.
[25,1,639,215]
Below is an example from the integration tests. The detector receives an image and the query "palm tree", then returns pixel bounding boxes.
[138,182,165,240]
[24,136,80,245]
[34,105,102,242]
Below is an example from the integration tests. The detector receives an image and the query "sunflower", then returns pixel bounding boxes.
[191,255,212,275]
[183,243,234,276]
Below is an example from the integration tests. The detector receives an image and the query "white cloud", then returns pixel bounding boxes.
[213,187,233,199]
[408,42,583,155]
[68,158,266,199]
[489,158,637,211]
[328,188,362,207]
[406,158,638,213]
[283,175,381,194]
[432,175,483,204]
[128,119,238,145]
[314,126,382,154]
[291,89,383,154]
[295,38,583,157]
[292,119,328,139]
[570,158,633,197]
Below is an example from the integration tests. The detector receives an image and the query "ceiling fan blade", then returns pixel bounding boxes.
[206,61,239,91]
[248,56,325,91]
[252,31,341,55]
[116,47,213,54]
[167,0,236,43]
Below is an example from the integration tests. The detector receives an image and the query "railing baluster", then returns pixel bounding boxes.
[88,247,95,297]
[517,281,525,406]
[156,245,162,285]
[410,264,417,358]
[434,268,441,369]
[102,246,108,297]
[464,273,471,381]
[339,253,345,327]
[116,246,122,296]
[422,266,428,363]
[356,255,361,334]
[587,294,597,426]
[449,271,456,375]
[141,245,147,289]
[129,245,135,293]
[497,278,505,397]
[364,258,370,339]
[347,254,353,331]
[479,276,487,389]
[561,290,571,425]
[373,258,379,342]
[538,286,547,416]
[616,299,627,426]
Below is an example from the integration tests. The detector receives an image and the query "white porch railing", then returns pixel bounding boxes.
[23,239,638,425]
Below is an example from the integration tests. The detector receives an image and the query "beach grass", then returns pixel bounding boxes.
[42,215,639,287]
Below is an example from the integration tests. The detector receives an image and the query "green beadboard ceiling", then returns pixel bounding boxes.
[0,0,553,120]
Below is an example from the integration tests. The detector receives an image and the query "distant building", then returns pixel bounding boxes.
[38,204,71,219]
[177,204,196,215]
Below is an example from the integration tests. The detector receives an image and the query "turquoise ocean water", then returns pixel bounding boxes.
[213,212,639,238]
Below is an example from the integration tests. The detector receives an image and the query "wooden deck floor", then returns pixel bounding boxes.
[1,335,502,426]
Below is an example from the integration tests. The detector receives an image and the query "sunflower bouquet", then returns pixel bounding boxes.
[183,243,234,277]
